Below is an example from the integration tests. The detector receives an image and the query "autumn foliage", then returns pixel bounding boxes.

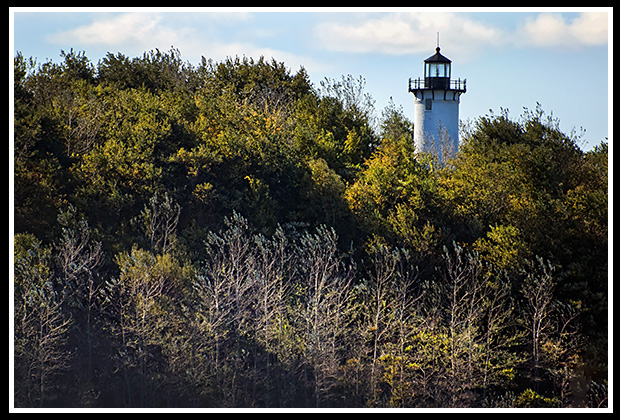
[12,49,607,408]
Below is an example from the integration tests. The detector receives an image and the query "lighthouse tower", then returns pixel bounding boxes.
[408,44,466,162]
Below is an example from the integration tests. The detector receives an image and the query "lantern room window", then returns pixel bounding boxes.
[426,61,450,79]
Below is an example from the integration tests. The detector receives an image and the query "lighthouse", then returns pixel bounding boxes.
[408,44,466,163]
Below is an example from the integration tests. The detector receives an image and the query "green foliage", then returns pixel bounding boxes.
[473,224,529,272]
[12,49,607,408]
[345,104,444,254]
[515,388,561,408]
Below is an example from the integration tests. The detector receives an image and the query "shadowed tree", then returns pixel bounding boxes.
[14,234,72,407]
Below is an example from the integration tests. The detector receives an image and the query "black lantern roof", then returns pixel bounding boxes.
[424,47,451,63]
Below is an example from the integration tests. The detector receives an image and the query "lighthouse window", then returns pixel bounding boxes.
[425,98,432,110]
[428,62,449,78]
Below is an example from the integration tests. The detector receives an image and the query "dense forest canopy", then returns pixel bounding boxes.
[12,48,608,409]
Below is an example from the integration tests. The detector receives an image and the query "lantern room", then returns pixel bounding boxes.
[424,47,451,90]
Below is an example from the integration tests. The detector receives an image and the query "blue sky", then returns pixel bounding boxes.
[11,7,611,151]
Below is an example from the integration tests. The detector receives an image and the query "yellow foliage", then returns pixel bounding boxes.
[193,182,214,204]
[473,224,529,271]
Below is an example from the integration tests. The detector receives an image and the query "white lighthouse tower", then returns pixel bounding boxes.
[409,43,466,162]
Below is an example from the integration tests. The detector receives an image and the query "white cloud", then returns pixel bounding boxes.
[46,12,205,62]
[46,10,255,48]
[48,13,165,47]
[518,12,608,48]
[46,11,327,72]
[42,10,608,76]
[314,12,505,61]
[313,11,608,59]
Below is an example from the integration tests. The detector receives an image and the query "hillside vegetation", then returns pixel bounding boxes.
[13,49,608,408]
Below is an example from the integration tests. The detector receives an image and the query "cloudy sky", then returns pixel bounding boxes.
[11,7,611,150]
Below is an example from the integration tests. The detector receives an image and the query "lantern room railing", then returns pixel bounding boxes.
[408,77,466,92]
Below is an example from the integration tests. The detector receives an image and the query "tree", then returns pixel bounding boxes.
[72,86,172,250]
[13,48,608,408]
[473,224,529,273]
[136,192,181,255]
[345,118,442,253]
[97,48,196,93]
[190,212,295,406]
[291,75,377,182]
[319,75,376,131]
[354,243,421,407]
[55,205,104,395]
[519,257,586,405]
[520,257,557,389]
[303,157,348,227]
[102,248,185,407]
[14,234,72,407]
[292,225,354,407]
[247,227,294,406]
[439,244,489,406]
[411,243,521,407]
[441,108,607,394]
